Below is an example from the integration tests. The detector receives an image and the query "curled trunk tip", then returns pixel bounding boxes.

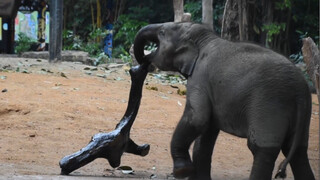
[133,24,161,64]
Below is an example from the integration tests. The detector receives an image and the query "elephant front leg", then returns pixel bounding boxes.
[171,92,212,179]
[171,117,199,178]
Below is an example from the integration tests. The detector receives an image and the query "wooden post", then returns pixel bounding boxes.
[49,0,63,62]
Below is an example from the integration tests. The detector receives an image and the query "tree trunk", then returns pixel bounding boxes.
[173,0,184,22]
[265,0,273,48]
[302,37,320,95]
[202,0,214,30]
[91,0,95,29]
[238,0,248,41]
[221,0,239,41]
[302,37,320,127]
[96,0,102,29]
[115,0,126,21]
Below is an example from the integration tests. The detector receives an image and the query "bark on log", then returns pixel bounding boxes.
[60,63,151,175]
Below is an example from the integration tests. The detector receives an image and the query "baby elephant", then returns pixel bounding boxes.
[134,22,315,180]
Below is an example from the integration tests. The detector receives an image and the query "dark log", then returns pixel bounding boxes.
[60,63,150,175]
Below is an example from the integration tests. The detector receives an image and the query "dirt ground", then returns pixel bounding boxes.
[0,57,318,180]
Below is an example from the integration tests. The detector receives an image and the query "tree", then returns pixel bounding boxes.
[202,0,214,30]
[221,0,319,56]
[302,37,320,131]
[173,0,184,22]
[221,0,240,41]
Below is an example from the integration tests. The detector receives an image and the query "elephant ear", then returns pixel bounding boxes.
[174,40,199,77]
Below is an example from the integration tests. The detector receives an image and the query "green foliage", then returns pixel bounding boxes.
[96,52,110,65]
[125,0,174,23]
[63,30,83,50]
[262,23,286,42]
[184,1,202,23]
[275,0,292,10]
[213,3,225,34]
[112,45,132,64]
[184,0,224,33]
[126,7,154,22]
[84,28,107,57]
[113,15,147,58]
[63,28,106,57]
[15,33,35,54]
[145,42,157,52]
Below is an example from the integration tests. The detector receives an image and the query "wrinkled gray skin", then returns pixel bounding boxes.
[134,22,315,180]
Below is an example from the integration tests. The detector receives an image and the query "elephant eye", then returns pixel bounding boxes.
[159,30,165,37]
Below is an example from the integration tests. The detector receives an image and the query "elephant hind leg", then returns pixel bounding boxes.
[248,145,280,180]
[189,128,219,180]
[282,146,315,180]
[171,92,212,179]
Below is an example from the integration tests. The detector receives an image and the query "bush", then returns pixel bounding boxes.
[184,1,202,23]
[113,15,148,58]
[15,33,35,54]
[63,28,106,58]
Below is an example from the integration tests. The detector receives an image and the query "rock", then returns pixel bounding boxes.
[146,86,158,91]
[177,88,187,95]
[2,89,7,93]
[97,64,109,70]
[108,63,125,69]
[0,76,7,80]
[60,72,68,78]
[21,51,93,65]
[96,74,107,78]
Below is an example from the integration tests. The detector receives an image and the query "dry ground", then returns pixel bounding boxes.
[0,57,318,180]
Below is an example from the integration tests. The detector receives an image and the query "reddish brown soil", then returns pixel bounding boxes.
[0,58,318,179]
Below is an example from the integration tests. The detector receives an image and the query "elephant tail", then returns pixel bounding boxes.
[275,93,311,179]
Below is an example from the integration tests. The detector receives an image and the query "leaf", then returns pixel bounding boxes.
[60,72,68,79]
[0,76,7,80]
[117,166,134,174]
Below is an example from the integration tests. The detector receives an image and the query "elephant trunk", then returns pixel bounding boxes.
[133,24,161,64]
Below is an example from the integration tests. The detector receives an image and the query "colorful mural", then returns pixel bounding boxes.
[14,11,49,43]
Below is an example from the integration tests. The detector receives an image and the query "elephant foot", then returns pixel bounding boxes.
[173,158,195,179]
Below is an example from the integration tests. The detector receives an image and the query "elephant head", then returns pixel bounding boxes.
[134,22,215,77]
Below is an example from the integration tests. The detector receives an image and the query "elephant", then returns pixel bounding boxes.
[133,22,315,180]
